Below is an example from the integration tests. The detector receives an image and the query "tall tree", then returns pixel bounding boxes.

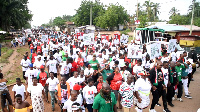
[94,4,129,30]
[73,0,105,26]
[143,0,154,21]
[53,17,66,31]
[152,3,160,21]
[0,0,32,31]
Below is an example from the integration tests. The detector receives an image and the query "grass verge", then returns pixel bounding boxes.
[0,47,14,63]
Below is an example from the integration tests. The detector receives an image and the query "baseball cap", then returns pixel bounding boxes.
[40,65,44,69]
[73,84,81,90]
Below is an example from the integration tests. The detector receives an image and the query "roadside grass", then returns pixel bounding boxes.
[0,47,14,63]
[17,47,30,55]
[6,64,24,85]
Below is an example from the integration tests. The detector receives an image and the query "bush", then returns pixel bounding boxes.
[120,29,131,35]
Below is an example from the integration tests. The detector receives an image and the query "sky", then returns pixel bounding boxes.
[27,0,196,26]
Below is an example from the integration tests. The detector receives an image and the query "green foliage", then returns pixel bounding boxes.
[73,0,105,26]
[169,15,190,25]
[94,4,129,29]
[53,17,66,31]
[138,14,148,28]
[120,29,131,35]
[0,0,32,31]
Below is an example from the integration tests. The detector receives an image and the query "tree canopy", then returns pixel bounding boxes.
[0,0,32,31]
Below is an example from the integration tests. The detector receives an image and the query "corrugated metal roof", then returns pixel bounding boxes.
[147,25,190,32]
[179,25,200,31]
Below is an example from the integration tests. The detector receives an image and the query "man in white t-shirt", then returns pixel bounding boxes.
[46,55,59,78]
[46,72,59,111]
[67,72,81,90]
[25,64,37,87]
[42,43,48,61]
[12,78,26,101]
[20,56,31,80]
[171,48,178,62]
[63,90,81,112]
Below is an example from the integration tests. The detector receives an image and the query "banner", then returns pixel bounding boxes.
[83,33,94,45]
[167,39,177,53]
[147,43,161,59]
[120,34,128,44]
[127,45,142,59]
[41,35,48,42]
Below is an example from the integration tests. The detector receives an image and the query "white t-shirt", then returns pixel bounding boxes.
[161,68,169,87]
[161,57,169,63]
[67,77,81,89]
[20,59,31,71]
[63,99,80,112]
[84,68,94,76]
[120,70,131,82]
[27,83,44,98]
[12,84,26,100]
[134,78,151,97]
[25,69,37,87]
[79,76,85,84]
[133,65,144,77]
[46,77,59,91]
[42,47,48,57]
[46,60,58,73]
[82,85,97,104]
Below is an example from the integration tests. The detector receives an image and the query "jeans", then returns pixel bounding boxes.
[188,73,192,88]
[1,90,12,108]
[87,104,93,112]
[150,85,167,110]
[177,81,183,98]
[49,91,55,108]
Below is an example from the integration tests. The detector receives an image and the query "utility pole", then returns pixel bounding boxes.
[189,0,195,35]
[90,0,92,26]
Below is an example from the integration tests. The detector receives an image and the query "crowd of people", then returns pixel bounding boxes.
[0,29,198,112]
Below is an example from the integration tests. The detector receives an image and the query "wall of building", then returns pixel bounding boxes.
[175,31,200,41]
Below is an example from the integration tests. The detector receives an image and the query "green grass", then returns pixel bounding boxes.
[120,29,131,35]
[6,65,24,85]
[17,47,30,55]
[0,48,14,63]
[1,47,8,54]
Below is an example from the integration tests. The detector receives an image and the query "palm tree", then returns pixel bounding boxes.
[152,3,160,21]
[169,7,179,17]
[143,0,154,21]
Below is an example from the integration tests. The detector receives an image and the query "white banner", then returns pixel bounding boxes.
[147,43,161,59]
[83,33,94,45]
[127,45,142,59]
[41,35,48,42]
[167,39,177,53]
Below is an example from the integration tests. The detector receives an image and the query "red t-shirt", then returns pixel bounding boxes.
[31,53,37,63]
[38,71,48,87]
[71,61,78,72]
[37,46,42,53]
[124,56,131,63]
[110,73,122,90]
[77,58,84,67]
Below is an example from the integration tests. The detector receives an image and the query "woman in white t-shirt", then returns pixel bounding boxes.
[46,72,59,111]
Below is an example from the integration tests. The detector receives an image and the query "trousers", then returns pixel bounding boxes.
[167,84,174,104]
[182,78,189,95]
[150,85,167,110]
[177,81,183,98]
[49,91,55,108]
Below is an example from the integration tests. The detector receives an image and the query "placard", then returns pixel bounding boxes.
[41,35,48,42]
[147,43,161,59]
[127,45,142,59]
[167,39,177,53]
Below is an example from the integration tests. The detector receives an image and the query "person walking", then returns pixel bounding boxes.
[135,71,151,112]
[93,82,117,112]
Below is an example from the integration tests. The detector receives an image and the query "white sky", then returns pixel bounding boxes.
[28,0,197,26]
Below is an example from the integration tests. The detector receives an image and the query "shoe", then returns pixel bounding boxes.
[177,98,183,102]
[149,109,157,112]
[163,108,171,112]
[168,103,174,107]
[172,97,176,100]
[185,95,192,99]
[191,78,194,81]
[156,103,161,106]
[175,92,178,96]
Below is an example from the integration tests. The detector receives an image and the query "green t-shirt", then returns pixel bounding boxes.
[60,50,66,59]
[89,60,99,70]
[175,64,185,82]
[102,69,113,81]
[62,56,70,61]
[93,92,117,112]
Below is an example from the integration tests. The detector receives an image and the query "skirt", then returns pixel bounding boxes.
[31,95,44,112]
